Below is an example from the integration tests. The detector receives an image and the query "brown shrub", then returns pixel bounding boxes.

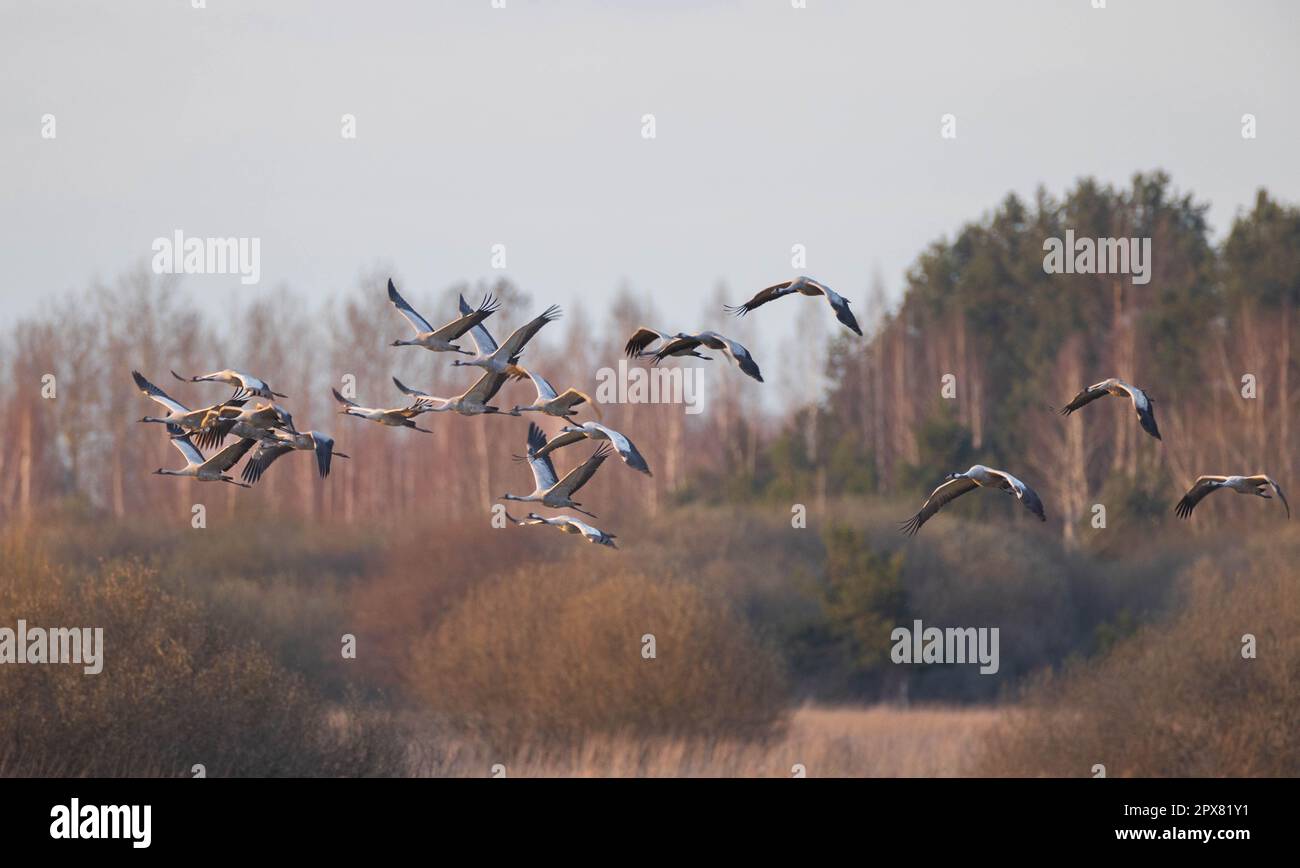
[0,540,404,777]
[975,530,1300,777]
[405,564,789,751]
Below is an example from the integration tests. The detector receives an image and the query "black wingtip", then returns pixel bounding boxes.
[526,422,547,453]
[838,309,864,336]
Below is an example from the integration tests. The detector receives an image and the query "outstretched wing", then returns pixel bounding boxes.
[497,305,561,358]
[459,293,500,356]
[552,444,612,499]
[624,327,667,358]
[331,387,359,408]
[227,369,274,400]
[1058,383,1111,416]
[518,423,559,491]
[464,369,510,404]
[1119,383,1162,440]
[387,279,435,334]
[588,422,651,475]
[566,518,616,547]
[392,376,435,401]
[312,434,337,479]
[698,332,763,382]
[133,370,189,414]
[173,367,255,401]
[525,369,559,402]
[1134,399,1161,440]
[206,437,257,473]
[194,415,239,452]
[165,424,206,466]
[1245,475,1290,518]
[532,429,589,461]
[899,476,979,536]
[431,293,500,341]
[986,469,1047,521]
[820,285,863,336]
[242,441,295,485]
[550,388,592,414]
[723,281,796,316]
[1174,476,1226,519]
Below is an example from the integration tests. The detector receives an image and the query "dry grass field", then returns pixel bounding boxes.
[409,705,1002,778]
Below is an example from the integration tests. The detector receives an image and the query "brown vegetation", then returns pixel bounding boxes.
[977,527,1300,777]
[410,705,1000,777]
[0,532,403,776]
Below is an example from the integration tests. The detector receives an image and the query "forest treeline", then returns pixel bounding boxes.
[1,170,1297,542]
[724,172,1300,547]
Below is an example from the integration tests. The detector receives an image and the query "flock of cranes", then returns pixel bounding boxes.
[133,369,346,487]
[900,376,1288,534]
[131,275,1287,543]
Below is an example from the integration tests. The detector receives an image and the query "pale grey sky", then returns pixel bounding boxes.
[2,0,1298,347]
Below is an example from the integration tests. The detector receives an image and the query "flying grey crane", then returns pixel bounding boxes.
[503,511,618,549]
[133,370,245,431]
[1059,378,1161,440]
[153,424,256,487]
[241,429,349,485]
[387,279,500,352]
[532,420,651,476]
[510,368,597,418]
[500,423,611,517]
[393,370,520,416]
[624,329,763,382]
[171,368,286,401]
[1175,475,1290,519]
[724,276,862,336]
[624,327,704,360]
[190,400,299,450]
[451,300,561,376]
[332,388,433,432]
[901,464,1047,536]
